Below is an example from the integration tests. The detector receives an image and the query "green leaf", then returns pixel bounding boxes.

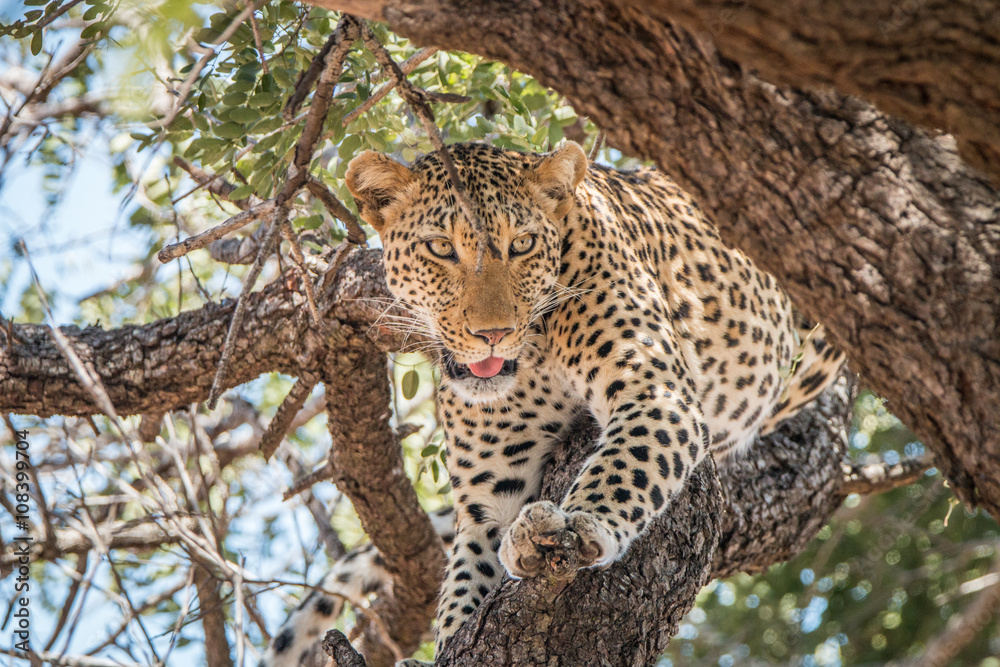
[420,444,438,457]
[401,369,420,400]
[252,116,283,134]
[80,23,100,40]
[30,30,42,56]
[214,122,244,139]
[296,213,323,230]
[248,91,277,108]
[222,91,247,106]
[229,107,260,124]
[229,184,253,201]
[253,132,281,153]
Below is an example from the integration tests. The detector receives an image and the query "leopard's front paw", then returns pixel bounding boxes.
[498,501,617,579]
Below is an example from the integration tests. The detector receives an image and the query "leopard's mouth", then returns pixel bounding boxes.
[444,357,519,381]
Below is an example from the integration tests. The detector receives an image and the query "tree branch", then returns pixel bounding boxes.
[0,249,396,418]
[841,455,933,496]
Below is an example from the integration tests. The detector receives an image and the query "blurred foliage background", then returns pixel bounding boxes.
[0,1,997,665]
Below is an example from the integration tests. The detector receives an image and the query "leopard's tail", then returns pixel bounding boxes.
[260,508,455,667]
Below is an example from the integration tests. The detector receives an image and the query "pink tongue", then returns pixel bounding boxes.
[469,356,505,378]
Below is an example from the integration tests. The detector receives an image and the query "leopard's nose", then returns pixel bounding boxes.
[469,327,514,346]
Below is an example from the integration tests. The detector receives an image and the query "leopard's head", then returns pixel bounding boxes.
[347,142,587,403]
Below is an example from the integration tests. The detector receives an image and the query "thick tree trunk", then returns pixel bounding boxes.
[305,0,1000,522]
[630,0,1000,182]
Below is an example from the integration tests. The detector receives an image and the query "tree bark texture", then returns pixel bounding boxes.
[322,334,446,663]
[304,0,1000,521]
[629,0,1000,182]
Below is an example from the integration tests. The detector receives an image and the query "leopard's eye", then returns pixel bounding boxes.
[426,238,456,259]
[510,233,536,257]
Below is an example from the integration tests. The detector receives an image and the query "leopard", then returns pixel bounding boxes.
[262,140,844,666]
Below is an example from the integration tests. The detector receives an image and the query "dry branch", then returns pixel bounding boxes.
[260,370,320,460]
[158,200,277,262]
[305,177,368,245]
[841,455,933,495]
[341,46,438,125]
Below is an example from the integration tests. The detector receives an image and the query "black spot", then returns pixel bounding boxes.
[471,471,495,485]
[273,628,294,654]
[316,596,335,616]
[632,469,649,489]
[477,562,496,578]
[493,478,526,495]
[628,445,649,461]
[629,425,649,437]
[503,440,536,457]
[468,503,487,523]
[597,340,614,358]
[657,453,671,478]
[613,488,632,503]
[606,380,626,400]
[650,485,665,509]
[654,430,671,446]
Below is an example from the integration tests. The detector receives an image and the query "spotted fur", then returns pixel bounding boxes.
[260,508,455,667]
[297,141,845,659]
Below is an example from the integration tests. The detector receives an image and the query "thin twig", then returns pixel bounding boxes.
[840,455,932,495]
[207,204,287,409]
[158,200,276,263]
[341,47,439,125]
[357,22,487,271]
[305,177,368,245]
[19,241,121,422]
[282,461,335,501]
[589,130,606,160]
[281,224,323,324]
[206,18,358,409]
[259,371,320,461]
[154,0,268,129]
[249,11,269,75]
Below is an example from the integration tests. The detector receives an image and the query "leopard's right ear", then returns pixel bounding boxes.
[346,151,415,232]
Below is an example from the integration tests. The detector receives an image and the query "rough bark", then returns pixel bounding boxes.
[195,564,235,667]
[304,0,1000,523]
[630,0,1000,182]
[312,0,1000,182]
[322,333,446,665]
[0,249,396,418]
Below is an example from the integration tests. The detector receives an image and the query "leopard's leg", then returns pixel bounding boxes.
[500,317,709,578]
[434,368,578,652]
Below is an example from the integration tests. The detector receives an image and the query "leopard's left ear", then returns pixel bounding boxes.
[346,151,415,232]
[528,141,587,219]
